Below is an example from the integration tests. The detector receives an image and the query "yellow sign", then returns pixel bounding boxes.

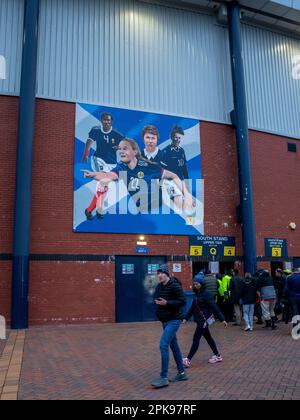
[190,246,203,256]
[186,217,195,225]
[272,247,282,257]
[224,246,236,257]
[210,247,217,256]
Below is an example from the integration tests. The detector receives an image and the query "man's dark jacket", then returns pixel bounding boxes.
[285,273,300,303]
[241,278,257,305]
[203,274,219,299]
[154,279,186,322]
[230,275,244,304]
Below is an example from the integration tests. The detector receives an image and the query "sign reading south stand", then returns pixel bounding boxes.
[189,236,236,258]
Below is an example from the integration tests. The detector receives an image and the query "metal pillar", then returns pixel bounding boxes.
[11,0,39,329]
[227,1,257,274]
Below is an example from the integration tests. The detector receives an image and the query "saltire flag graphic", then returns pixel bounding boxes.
[74,103,204,235]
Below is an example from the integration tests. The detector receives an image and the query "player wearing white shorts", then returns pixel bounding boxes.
[82,112,124,219]
[161,126,192,213]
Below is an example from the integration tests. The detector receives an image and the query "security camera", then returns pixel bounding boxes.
[289,222,296,230]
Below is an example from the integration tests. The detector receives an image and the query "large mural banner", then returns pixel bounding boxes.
[74,103,204,235]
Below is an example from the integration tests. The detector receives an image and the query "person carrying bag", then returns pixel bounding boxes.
[182,273,227,368]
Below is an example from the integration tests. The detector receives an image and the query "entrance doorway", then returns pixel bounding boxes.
[219,261,235,276]
[115,256,166,323]
[192,261,236,277]
[192,262,209,277]
[271,261,284,277]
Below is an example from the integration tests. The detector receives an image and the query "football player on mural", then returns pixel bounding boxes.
[141,125,166,164]
[160,126,191,213]
[82,112,124,219]
[82,138,194,216]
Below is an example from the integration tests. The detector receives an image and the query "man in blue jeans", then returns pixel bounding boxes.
[151,265,188,389]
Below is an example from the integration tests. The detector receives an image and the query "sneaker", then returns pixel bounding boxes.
[250,327,253,331]
[244,326,250,331]
[170,371,188,382]
[85,209,93,220]
[182,358,191,368]
[151,377,169,389]
[208,355,223,364]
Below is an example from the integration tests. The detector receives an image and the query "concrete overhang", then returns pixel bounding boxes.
[161,1,300,36]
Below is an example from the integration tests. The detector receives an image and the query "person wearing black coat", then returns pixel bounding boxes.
[202,271,219,301]
[241,273,257,331]
[229,269,244,326]
[151,265,187,389]
[182,274,227,368]
[252,272,263,325]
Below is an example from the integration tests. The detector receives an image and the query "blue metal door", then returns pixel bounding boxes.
[116,257,166,323]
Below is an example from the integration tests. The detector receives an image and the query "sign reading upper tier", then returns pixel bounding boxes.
[189,236,236,257]
[264,238,288,258]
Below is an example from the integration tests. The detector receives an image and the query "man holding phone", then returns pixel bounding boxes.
[151,264,188,389]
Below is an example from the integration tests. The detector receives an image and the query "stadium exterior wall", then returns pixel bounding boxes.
[0,96,299,324]
[1,0,300,138]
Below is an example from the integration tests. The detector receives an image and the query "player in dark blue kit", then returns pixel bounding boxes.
[82,139,194,215]
[82,112,124,219]
[161,126,189,181]
[82,112,124,170]
[161,126,190,212]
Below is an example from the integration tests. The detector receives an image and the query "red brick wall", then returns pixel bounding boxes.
[0,96,18,321]
[201,122,243,255]
[250,130,300,257]
[1,95,300,324]
[0,262,12,323]
[0,96,18,253]
[29,261,115,325]
[168,261,193,291]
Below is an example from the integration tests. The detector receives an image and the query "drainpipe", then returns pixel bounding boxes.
[227,1,257,274]
[11,0,39,329]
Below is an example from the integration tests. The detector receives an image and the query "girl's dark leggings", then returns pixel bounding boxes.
[187,321,219,361]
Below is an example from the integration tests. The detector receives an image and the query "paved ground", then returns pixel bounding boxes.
[0,330,25,400]
[1,321,300,400]
[0,338,6,357]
